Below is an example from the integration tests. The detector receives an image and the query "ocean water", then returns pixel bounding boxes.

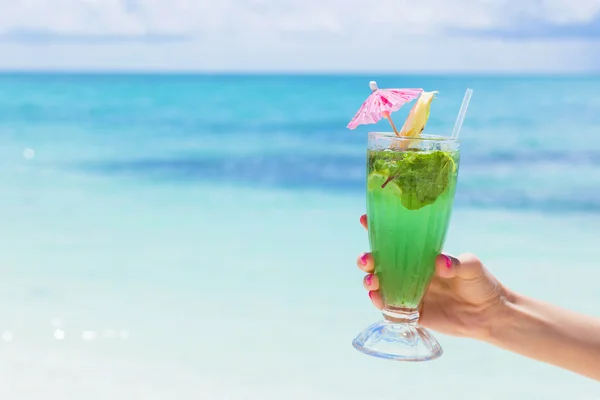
[0,73,599,399]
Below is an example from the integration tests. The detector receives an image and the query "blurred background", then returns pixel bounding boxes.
[0,1,599,399]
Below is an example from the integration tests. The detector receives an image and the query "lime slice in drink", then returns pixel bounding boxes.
[367,172,402,196]
[445,153,457,173]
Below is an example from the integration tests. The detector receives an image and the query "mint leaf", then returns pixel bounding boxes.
[389,151,454,210]
[369,151,399,176]
[368,150,455,210]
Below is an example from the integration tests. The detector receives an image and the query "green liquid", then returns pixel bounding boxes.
[367,149,459,309]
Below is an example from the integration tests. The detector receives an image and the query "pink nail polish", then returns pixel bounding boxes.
[360,253,368,265]
[368,291,374,299]
[443,254,452,269]
[365,274,372,286]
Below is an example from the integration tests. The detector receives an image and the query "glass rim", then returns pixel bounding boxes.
[368,132,459,142]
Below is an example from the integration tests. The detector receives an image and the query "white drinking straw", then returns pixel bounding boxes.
[451,88,473,139]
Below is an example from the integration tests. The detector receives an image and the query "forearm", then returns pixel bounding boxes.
[487,292,600,381]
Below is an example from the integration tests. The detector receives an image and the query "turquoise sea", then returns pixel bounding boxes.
[0,73,599,399]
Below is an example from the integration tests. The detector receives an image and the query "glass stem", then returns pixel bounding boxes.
[382,306,419,324]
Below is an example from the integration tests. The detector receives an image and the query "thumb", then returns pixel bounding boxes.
[435,253,485,280]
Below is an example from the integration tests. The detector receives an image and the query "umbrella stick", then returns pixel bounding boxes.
[383,111,400,136]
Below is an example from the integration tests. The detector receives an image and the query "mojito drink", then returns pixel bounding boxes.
[348,82,470,361]
[367,141,459,310]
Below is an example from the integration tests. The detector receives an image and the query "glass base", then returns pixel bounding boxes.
[352,308,443,362]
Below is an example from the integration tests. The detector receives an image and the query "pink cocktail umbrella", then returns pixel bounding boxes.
[346,81,422,136]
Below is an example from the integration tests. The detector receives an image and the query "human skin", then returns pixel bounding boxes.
[356,214,600,381]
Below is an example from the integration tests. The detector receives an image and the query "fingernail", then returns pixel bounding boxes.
[360,253,368,265]
[365,274,372,286]
[443,254,452,269]
[368,291,374,299]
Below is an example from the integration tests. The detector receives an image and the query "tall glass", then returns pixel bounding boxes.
[352,133,460,361]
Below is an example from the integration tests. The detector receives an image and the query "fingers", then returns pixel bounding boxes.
[362,273,379,291]
[368,290,384,310]
[356,252,374,273]
[358,215,381,309]
[435,253,484,280]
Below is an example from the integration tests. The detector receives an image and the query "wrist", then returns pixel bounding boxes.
[484,289,544,347]
[475,287,522,343]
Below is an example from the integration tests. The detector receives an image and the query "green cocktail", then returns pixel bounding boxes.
[353,133,460,362]
[368,146,458,308]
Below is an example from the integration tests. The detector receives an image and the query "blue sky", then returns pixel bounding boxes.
[0,0,599,72]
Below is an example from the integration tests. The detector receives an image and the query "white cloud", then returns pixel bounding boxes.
[515,0,600,25]
[0,0,599,39]
[0,36,597,72]
[0,0,599,71]
[0,0,144,36]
